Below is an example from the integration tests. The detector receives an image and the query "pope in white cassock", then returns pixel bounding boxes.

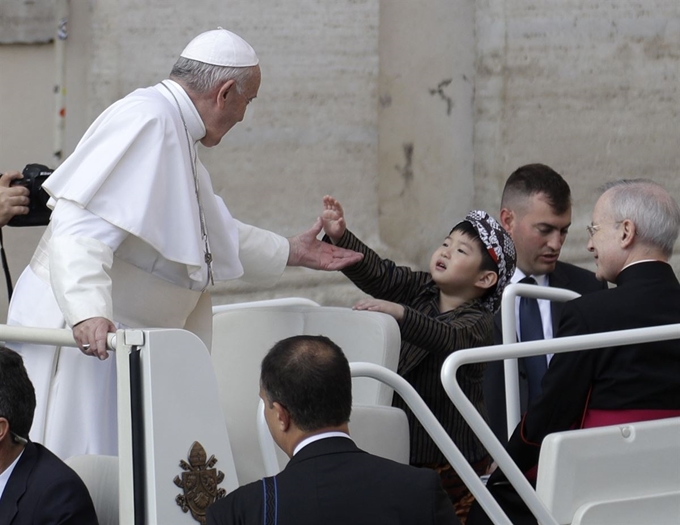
[6,28,362,460]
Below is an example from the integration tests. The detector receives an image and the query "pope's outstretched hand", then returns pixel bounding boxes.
[287,217,363,271]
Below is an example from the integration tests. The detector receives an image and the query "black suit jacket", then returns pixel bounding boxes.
[207,437,460,525]
[507,261,680,472]
[0,442,98,525]
[470,261,680,525]
[484,261,606,442]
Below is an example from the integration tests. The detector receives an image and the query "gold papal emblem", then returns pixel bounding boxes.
[174,441,227,524]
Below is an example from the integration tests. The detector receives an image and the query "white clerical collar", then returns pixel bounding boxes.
[511,269,548,287]
[156,79,206,142]
[293,431,352,456]
[0,449,24,501]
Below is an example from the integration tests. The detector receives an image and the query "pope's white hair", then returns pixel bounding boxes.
[599,179,680,258]
[170,56,256,94]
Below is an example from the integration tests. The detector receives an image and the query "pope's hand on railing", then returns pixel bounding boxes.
[73,317,116,360]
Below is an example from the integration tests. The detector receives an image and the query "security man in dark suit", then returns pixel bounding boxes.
[484,164,606,442]
[0,346,98,525]
[207,335,460,525]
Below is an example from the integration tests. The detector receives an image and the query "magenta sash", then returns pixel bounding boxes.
[582,408,680,429]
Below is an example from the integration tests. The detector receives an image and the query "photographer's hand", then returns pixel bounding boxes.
[73,317,116,360]
[0,171,30,227]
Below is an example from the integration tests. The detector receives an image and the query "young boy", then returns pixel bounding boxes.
[322,196,516,521]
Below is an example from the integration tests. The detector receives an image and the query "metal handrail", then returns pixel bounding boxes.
[441,322,680,525]
[350,362,513,525]
[0,324,118,350]
[500,283,581,436]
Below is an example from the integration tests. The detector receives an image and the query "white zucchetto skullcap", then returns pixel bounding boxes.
[180,27,259,67]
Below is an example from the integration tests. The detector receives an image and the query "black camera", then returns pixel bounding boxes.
[8,163,53,227]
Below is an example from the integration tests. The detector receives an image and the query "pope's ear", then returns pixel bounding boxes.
[216,79,236,105]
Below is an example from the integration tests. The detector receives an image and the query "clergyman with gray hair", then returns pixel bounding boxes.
[469,179,680,525]
[7,28,362,460]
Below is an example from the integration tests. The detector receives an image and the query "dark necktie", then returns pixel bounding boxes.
[519,277,547,403]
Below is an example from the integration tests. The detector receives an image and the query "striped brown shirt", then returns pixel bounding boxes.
[331,230,493,464]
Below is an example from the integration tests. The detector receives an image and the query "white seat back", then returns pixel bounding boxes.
[258,400,410,476]
[348,404,410,463]
[572,492,680,525]
[116,328,239,525]
[212,297,319,314]
[536,417,680,525]
[65,455,119,525]
[211,305,401,483]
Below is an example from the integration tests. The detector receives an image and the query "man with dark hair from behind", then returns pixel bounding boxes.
[485,164,607,443]
[207,335,461,525]
[0,346,98,525]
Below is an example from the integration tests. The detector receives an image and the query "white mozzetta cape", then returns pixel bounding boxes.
[45,80,246,285]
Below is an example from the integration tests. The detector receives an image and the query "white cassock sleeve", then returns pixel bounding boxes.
[48,198,290,327]
[48,200,129,327]
[213,195,290,286]
[234,220,289,286]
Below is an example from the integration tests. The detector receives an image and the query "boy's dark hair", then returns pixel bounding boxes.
[450,221,499,302]
[0,346,36,441]
[451,221,498,274]
[501,164,571,215]
[260,335,352,432]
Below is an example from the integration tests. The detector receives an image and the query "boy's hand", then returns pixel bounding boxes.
[322,195,347,243]
[353,298,405,321]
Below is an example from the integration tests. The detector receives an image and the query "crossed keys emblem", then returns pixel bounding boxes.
[174,441,226,523]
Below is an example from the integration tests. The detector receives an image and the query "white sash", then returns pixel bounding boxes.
[30,229,213,349]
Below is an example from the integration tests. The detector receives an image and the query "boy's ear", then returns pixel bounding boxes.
[476,270,498,291]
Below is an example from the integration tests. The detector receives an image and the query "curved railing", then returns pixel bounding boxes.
[350,362,514,525]
[441,322,680,524]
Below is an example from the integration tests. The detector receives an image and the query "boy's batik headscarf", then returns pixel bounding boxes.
[456,210,516,313]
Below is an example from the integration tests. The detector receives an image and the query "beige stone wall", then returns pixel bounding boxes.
[0,0,385,316]
[1,0,679,321]
[84,0,381,238]
[378,0,476,269]
[474,0,680,270]
[0,3,91,318]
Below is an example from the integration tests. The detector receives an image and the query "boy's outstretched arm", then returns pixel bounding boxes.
[353,298,405,321]
[321,195,347,243]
